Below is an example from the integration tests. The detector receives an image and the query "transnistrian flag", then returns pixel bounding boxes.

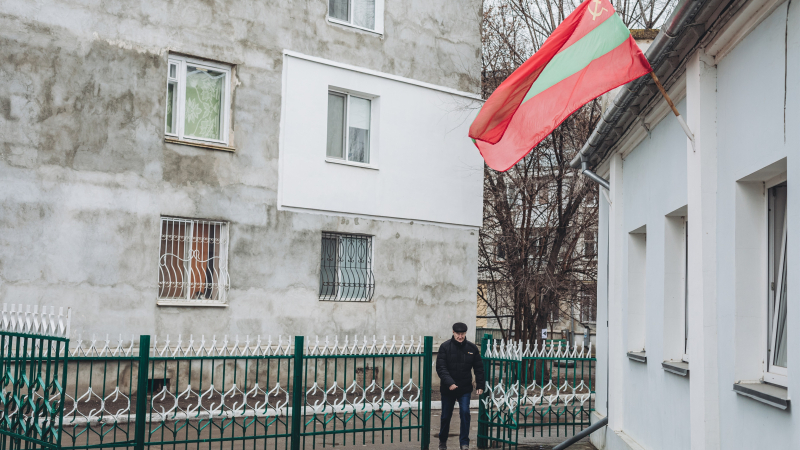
[469,0,652,171]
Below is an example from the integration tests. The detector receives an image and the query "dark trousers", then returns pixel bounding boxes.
[439,392,471,447]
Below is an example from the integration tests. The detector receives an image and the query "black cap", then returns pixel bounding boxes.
[452,322,468,333]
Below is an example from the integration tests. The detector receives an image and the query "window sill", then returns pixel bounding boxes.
[325,158,379,170]
[733,382,790,410]
[627,351,647,363]
[157,300,228,307]
[662,360,689,377]
[326,17,383,36]
[165,137,235,153]
[318,298,372,303]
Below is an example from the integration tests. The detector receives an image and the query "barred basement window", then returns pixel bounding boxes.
[319,232,375,301]
[158,217,230,305]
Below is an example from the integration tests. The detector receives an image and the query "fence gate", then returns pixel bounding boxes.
[0,330,69,450]
[477,335,596,449]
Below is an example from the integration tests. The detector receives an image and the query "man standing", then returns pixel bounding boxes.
[435,322,485,450]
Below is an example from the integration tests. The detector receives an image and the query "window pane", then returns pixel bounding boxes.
[774,249,788,367]
[326,92,346,158]
[184,65,225,141]
[353,0,375,29]
[329,0,349,21]
[169,63,177,79]
[159,220,187,299]
[166,81,177,134]
[348,96,370,163]
[339,236,370,299]
[319,236,339,299]
[190,222,223,300]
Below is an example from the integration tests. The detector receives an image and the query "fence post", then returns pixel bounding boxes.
[420,336,433,450]
[477,333,491,449]
[290,335,304,450]
[133,335,150,450]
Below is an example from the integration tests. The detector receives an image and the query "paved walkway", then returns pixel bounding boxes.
[363,409,597,450]
[66,409,596,450]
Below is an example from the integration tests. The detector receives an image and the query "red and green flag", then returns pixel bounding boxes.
[469,0,652,171]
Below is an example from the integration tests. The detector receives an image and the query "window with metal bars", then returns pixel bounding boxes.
[319,232,375,301]
[158,217,230,305]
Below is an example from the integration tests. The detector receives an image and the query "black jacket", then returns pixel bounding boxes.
[435,338,485,395]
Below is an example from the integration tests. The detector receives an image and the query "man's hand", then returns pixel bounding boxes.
[449,384,458,390]
[476,389,484,395]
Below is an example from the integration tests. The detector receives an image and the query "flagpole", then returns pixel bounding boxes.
[649,71,695,149]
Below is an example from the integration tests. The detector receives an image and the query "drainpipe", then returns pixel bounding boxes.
[581,159,610,191]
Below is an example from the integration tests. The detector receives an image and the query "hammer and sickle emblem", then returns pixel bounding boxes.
[589,0,608,20]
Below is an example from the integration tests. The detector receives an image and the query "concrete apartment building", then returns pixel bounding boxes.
[578,0,800,448]
[0,0,484,343]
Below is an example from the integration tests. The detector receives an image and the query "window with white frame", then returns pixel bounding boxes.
[537,188,549,205]
[683,219,689,362]
[627,230,647,353]
[663,214,688,363]
[328,0,382,32]
[319,232,375,301]
[530,228,546,263]
[495,240,507,262]
[583,231,596,257]
[165,55,232,146]
[326,91,372,164]
[579,286,597,322]
[766,182,788,385]
[158,217,230,304]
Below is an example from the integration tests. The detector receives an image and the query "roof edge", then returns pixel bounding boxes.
[570,0,715,169]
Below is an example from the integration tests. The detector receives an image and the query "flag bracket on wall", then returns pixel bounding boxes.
[469,0,653,172]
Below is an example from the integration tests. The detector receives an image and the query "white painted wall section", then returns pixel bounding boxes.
[278,52,484,227]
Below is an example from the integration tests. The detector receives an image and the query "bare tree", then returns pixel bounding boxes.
[478,0,676,345]
[477,104,600,345]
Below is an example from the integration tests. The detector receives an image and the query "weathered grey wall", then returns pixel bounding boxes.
[0,0,482,344]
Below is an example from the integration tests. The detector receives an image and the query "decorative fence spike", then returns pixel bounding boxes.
[481,337,594,361]
[0,303,70,338]
[65,333,425,357]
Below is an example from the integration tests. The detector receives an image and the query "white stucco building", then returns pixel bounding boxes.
[573,0,800,448]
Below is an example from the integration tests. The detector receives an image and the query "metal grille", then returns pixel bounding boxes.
[478,338,596,448]
[158,217,229,304]
[0,331,68,449]
[319,232,374,302]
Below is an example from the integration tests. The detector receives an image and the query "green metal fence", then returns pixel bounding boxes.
[2,331,434,450]
[477,335,596,449]
[0,331,69,450]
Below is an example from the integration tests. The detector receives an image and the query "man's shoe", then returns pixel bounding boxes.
[438,443,447,450]
[460,446,469,450]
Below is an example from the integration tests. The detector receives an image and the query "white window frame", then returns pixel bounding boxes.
[157,217,230,307]
[765,176,788,386]
[326,0,385,35]
[165,55,232,147]
[682,218,689,363]
[326,89,376,167]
